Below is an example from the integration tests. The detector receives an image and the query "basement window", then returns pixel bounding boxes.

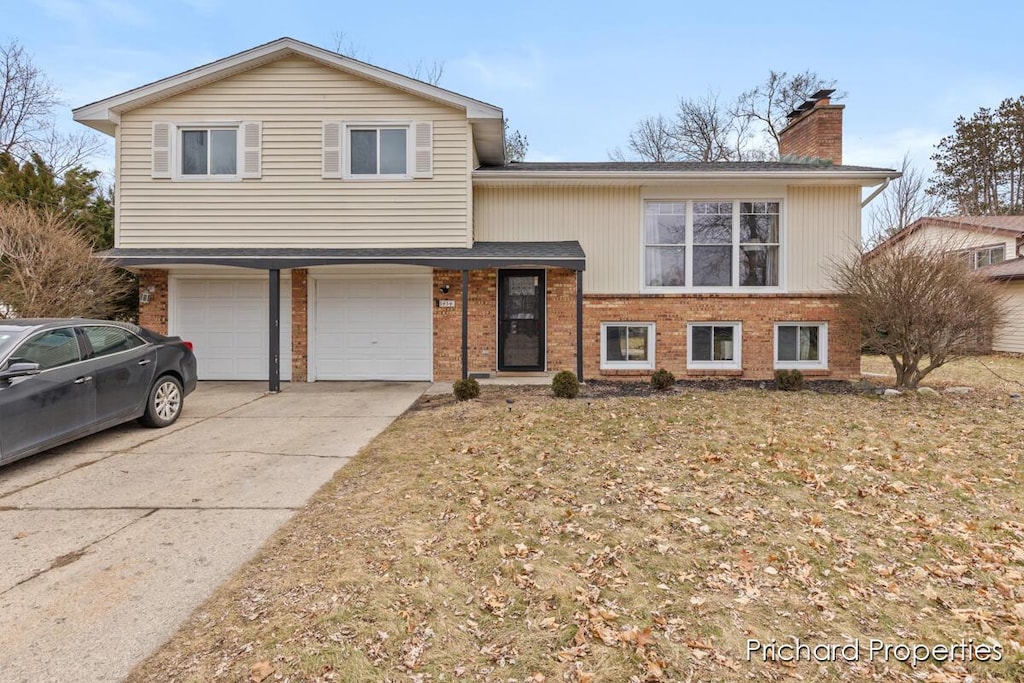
[601,323,655,370]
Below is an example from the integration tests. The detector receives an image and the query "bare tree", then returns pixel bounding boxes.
[832,238,1005,389]
[0,203,131,319]
[868,152,941,245]
[330,31,370,61]
[614,114,681,162]
[676,91,739,162]
[734,69,841,151]
[0,41,60,157]
[408,60,445,86]
[504,118,528,162]
[0,40,104,170]
[615,70,838,162]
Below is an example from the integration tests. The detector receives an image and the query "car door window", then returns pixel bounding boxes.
[82,326,145,358]
[10,328,81,370]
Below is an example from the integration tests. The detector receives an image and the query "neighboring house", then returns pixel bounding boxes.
[873,215,1024,354]
[978,257,1024,353]
[72,38,897,389]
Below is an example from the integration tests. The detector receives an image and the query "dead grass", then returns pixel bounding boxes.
[130,386,1024,683]
[862,353,1024,393]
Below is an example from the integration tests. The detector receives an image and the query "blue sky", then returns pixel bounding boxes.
[6,0,1024,176]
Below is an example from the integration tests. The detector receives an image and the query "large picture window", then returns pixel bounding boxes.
[644,200,781,289]
[601,323,655,370]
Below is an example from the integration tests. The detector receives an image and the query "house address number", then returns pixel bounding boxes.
[436,299,456,308]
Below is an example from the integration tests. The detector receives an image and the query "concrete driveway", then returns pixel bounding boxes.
[0,381,425,683]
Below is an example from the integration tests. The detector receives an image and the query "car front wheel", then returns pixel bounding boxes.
[140,376,183,428]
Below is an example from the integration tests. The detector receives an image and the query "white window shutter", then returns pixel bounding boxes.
[151,122,171,179]
[241,121,262,178]
[322,121,343,179]
[412,121,433,179]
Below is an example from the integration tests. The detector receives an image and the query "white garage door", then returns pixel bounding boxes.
[314,276,431,380]
[173,278,292,381]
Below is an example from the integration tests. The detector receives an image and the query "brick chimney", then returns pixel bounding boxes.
[778,89,844,165]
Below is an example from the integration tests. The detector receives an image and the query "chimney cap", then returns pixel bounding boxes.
[786,88,837,120]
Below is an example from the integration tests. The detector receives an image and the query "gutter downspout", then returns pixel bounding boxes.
[861,177,891,208]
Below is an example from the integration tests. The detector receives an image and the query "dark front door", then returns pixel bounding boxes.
[498,270,545,371]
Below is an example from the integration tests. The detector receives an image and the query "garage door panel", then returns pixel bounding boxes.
[173,278,291,381]
[314,276,431,381]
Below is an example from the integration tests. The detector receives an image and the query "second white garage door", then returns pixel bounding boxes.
[313,276,432,381]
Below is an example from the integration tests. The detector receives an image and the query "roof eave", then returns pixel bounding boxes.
[472,170,898,187]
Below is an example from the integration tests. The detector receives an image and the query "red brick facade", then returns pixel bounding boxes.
[582,293,859,381]
[291,269,308,382]
[138,267,858,382]
[137,269,169,335]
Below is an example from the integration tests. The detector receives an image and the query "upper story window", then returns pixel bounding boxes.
[644,200,781,290]
[350,127,408,176]
[181,128,237,176]
[151,121,261,181]
[322,121,433,181]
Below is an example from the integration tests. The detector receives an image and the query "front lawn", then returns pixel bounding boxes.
[131,385,1023,682]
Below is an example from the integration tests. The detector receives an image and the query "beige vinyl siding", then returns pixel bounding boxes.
[993,281,1024,353]
[117,56,469,248]
[474,185,640,293]
[476,183,859,294]
[901,224,1018,255]
[786,186,861,292]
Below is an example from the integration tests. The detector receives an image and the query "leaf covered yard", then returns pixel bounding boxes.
[131,387,1024,682]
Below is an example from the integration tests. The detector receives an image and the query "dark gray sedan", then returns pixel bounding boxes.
[0,319,197,466]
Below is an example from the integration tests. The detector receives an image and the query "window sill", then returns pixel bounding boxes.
[170,175,244,182]
[599,367,656,375]
[641,286,785,295]
[686,368,744,377]
[341,175,413,181]
[775,363,829,372]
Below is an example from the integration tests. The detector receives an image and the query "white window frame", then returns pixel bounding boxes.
[774,322,828,370]
[641,199,784,293]
[600,322,656,370]
[342,122,413,180]
[687,322,742,370]
[172,122,243,181]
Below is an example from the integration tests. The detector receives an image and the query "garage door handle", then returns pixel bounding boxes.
[138,359,151,366]
[75,376,93,384]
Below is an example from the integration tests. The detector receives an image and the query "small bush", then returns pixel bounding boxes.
[774,369,804,391]
[551,370,580,399]
[452,377,480,401]
[650,368,676,391]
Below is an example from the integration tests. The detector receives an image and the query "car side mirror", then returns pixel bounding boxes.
[0,361,42,380]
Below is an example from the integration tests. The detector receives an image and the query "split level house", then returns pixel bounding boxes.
[73,38,899,389]
[872,215,1024,354]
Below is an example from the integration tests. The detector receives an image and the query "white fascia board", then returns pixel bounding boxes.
[472,170,900,188]
[73,38,502,129]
